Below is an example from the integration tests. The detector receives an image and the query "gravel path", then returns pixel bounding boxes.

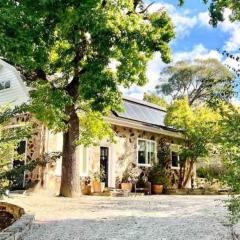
[6,193,232,240]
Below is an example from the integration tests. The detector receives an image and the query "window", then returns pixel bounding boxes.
[80,146,88,176]
[0,80,10,90]
[137,139,156,165]
[171,151,180,169]
[12,140,27,189]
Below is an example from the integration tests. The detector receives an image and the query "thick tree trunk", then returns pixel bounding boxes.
[60,106,80,197]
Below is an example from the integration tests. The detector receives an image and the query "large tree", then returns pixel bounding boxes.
[0,1,174,197]
[157,59,235,106]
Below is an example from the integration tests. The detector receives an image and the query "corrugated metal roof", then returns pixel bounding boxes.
[113,97,168,128]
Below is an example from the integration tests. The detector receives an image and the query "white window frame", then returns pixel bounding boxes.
[171,151,180,169]
[0,80,11,91]
[137,138,157,167]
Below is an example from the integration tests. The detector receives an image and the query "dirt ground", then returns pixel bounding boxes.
[5,192,232,240]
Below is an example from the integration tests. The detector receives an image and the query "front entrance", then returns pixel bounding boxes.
[100,147,109,187]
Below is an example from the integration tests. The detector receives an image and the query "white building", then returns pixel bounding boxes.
[0,59,29,106]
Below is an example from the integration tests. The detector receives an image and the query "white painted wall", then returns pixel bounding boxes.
[0,59,29,106]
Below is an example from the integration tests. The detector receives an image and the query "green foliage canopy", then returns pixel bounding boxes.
[215,104,240,223]
[165,97,221,160]
[164,97,221,187]
[179,0,240,25]
[0,0,175,132]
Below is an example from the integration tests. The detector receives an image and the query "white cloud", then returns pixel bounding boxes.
[221,21,240,52]
[198,9,240,52]
[198,11,211,28]
[147,2,197,38]
[231,98,240,106]
[173,44,222,62]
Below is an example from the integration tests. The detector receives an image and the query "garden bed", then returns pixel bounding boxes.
[0,211,15,231]
[166,188,230,195]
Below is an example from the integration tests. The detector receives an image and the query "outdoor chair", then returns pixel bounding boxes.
[134,181,151,195]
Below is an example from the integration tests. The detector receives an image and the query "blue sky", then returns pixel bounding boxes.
[124,0,240,100]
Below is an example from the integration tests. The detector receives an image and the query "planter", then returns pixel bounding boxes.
[152,184,163,194]
[121,183,133,192]
[92,181,105,193]
[81,185,92,195]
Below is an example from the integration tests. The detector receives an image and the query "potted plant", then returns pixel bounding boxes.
[91,168,105,193]
[121,171,132,191]
[148,164,169,194]
[121,163,141,192]
[80,176,91,195]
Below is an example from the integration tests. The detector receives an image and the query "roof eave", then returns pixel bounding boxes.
[105,116,184,139]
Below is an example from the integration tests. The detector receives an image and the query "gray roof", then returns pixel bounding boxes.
[113,96,171,129]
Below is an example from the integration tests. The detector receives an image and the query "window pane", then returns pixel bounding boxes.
[171,152,179,167]
[0,81,10,90]
[138,140,146,164]
[147,141,155,164]
[82,147,87,174]
[80,146,88,176]
[16,141,26,155]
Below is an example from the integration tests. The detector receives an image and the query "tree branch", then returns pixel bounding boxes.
[139,2,155,14]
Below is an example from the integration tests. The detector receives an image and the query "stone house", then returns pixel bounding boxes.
[44,97,194,192]
[0,60,195,192]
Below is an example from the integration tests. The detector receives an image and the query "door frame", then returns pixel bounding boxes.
[99,145,115,188]
[100,146,109,187]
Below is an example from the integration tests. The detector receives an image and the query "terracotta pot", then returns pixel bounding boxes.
[92,181,105,193]
[152,184,163,194]
[81,185,91,195]
[121,183,133,192]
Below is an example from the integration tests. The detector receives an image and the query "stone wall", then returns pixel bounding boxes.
[9,114,46,187]
[10,118,194,191]
[90,125,194,189]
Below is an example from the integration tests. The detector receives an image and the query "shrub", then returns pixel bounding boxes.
[197,165,226,181]
[148,163,170,188]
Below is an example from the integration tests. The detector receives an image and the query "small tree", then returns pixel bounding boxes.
[0,106,32,195]
[164,98,221,188]
[216,104,240,223]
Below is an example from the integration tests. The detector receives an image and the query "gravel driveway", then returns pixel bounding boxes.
[6,193,232,240]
